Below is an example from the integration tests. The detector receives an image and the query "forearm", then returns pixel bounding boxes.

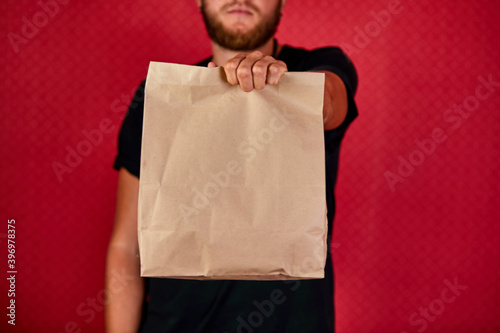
[316,71,348,130]
[105,244,145,333]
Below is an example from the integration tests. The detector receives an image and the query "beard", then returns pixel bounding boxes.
[201,0,282,51]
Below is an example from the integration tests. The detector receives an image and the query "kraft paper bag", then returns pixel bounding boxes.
[138,61,327,280]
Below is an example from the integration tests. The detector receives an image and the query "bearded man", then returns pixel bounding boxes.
[105,0,358,332]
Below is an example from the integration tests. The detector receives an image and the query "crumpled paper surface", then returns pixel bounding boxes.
[138,61,327,280]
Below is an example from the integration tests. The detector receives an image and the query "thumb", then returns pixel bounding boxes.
[208,61,217,68]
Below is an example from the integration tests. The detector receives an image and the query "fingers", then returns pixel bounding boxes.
[224,51,287,92]
[207,61,217,68]
[265,59,287,86]
[224,53,247,87]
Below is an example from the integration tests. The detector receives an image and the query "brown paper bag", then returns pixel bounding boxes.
[138,61,327,280]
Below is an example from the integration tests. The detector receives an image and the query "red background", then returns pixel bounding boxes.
[1,0,499,332]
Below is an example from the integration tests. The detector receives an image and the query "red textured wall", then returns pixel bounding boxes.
[1,0,499,332]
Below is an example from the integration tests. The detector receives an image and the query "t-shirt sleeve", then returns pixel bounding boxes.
[112,80,146,178]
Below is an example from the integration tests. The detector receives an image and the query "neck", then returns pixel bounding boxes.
[210,38,280,66]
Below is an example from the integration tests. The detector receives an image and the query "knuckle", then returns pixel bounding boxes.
[277,60,287,70]
[225,61,238,71]
[252,65,265,75]
[268,65,281,75]
[251,50,264,57]
[237,66,252,78]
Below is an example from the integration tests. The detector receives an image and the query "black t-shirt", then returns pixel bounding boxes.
[113,45,358,333]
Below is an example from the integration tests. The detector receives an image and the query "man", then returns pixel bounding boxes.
[105,0,358,332]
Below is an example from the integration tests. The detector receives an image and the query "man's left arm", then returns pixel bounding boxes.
[216,51,349,130]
